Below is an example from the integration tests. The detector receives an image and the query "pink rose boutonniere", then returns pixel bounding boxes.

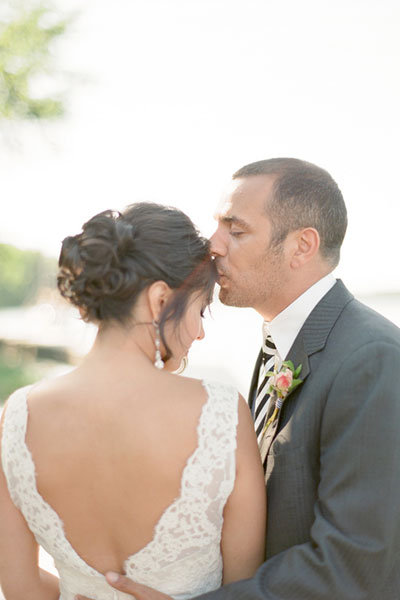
[262,360,303,433]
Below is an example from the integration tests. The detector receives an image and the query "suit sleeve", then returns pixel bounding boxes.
[197,340,400,600]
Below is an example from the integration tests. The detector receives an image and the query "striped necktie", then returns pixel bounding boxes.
[254,334,278,445]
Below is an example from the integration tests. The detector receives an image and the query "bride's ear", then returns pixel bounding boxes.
[146,281,173,322]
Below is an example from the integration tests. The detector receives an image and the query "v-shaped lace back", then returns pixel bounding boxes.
[1,379,239,600]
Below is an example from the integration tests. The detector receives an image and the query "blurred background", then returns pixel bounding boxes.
[1,0,400,408]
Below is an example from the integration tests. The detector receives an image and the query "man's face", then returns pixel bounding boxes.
[210,175,290,319]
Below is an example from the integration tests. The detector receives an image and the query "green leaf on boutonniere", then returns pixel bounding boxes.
[283,360,295,371]
[288,378,303,393]
[293,364,302,378]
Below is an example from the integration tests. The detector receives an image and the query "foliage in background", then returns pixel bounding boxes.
[0,1,69,120]
[0,357,40,404]
[0,346,62,404]
[0,2,73,404]
[0,243,61,404]
[0,243,57,307]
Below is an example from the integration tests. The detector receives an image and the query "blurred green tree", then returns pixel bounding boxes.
[0,358,39,404]
[0,2,69,120]
[0,243,57,307]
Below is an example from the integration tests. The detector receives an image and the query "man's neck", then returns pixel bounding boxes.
[258,270,335,322]
[260,273,337,361]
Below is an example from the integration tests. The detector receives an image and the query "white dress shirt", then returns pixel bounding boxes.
[258,273,336,388]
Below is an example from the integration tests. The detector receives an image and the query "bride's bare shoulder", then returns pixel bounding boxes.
[23,370,78,410]
[164,374,207,402]
[163,375,236,414]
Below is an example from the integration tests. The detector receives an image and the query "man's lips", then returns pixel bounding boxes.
[214,260,228,283]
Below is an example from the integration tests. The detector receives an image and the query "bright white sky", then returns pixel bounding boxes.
[1,0,400,294]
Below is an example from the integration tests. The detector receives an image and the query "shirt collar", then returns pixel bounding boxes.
[262,274,336,361]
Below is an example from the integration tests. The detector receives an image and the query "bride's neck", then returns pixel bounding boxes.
[82,321,155,373]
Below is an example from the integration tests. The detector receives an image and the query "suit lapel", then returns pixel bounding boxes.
[259,280,354,465]
[296,279,353,357]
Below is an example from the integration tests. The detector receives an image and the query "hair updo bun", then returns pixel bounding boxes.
[57,210,140,322]
[58,203,217,352]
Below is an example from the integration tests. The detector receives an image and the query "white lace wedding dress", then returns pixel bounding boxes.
[1,380,238,600]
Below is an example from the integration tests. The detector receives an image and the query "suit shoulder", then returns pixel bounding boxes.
[341,297,400,342]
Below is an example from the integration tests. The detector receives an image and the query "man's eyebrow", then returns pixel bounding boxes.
[219,215,249,229]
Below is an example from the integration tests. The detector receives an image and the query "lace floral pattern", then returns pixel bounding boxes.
[1,380,239,600]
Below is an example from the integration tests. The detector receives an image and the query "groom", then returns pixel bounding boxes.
[78,158,400,599]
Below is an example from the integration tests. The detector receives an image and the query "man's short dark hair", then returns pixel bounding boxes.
[233,158,347,267]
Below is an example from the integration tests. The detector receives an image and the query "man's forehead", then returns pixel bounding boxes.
[213,176,272,221]
[213,179,245,219]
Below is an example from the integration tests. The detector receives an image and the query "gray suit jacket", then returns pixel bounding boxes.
[200,280,400,599]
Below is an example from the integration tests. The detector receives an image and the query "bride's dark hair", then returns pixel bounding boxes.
[57,202,217,358]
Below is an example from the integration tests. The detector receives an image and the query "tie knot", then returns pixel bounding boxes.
[262,334,276,357]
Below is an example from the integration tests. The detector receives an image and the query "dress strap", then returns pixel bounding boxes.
[1,385,33,509]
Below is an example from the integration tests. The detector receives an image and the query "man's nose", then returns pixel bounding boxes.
[210,227,226,257]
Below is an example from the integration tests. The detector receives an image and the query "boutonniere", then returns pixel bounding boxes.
[262,361,303,433]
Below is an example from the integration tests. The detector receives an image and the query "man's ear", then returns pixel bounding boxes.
[289,227,320,269]
[146,281,173,321]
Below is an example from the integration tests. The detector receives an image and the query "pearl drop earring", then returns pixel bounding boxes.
[153,320,164,369]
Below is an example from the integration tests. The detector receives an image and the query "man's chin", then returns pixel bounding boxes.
[218,287,231,305]
[218,287,248,308]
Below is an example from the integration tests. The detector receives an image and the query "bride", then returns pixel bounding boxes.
[0,203,266,600]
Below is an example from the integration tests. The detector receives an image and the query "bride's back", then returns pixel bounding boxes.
[26,370,208,573]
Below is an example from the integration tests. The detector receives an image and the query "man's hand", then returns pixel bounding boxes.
[75,571,173,600]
